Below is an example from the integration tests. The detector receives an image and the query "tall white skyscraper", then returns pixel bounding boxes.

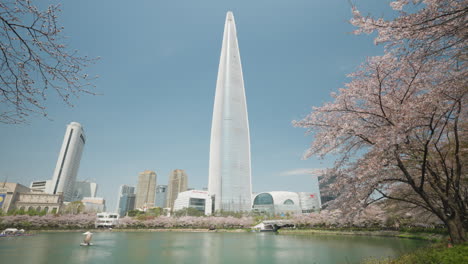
[208,12,252,212]
[48,122,86,201]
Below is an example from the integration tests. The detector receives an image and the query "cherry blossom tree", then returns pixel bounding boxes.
[0,0,96,124]
[295,0,467,243]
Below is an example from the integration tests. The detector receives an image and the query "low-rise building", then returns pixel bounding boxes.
[95,212,119,228]
[0,183,31,213]
[173,190,212,215]
[0,182,63,214]
[14,192,63,214]
[252,191,321,215]
[82,197,106,213]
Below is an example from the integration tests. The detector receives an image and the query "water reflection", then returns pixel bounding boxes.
[0,231,428,264]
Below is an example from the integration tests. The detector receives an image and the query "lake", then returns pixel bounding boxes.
[0,231,428,264]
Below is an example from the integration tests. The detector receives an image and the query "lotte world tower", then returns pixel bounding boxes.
[208,12,252,212]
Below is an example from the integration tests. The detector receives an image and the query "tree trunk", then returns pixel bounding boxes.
[446,215,467,244]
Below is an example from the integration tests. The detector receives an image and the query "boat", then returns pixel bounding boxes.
[252,223,278,232]
[0,228,33,237]
[81,231,93,246]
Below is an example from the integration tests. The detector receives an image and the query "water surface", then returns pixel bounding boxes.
[0,231,428,264]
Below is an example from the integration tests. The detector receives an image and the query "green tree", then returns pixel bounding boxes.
[62,201,85,214]
[174,207,205,217]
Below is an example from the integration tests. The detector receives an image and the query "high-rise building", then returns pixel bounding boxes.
[118,193,135,217]
[166,169,187,210]
[135,170,157,210]
[48,122,86,201]
[71,180,97,201]
[116,184,136,215]
[155,185,168,208]
[208,12,252,212]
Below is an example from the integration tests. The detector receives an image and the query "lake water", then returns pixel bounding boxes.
[0,231,428,264]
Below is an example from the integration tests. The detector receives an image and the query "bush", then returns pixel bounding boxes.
[364,243,468,264]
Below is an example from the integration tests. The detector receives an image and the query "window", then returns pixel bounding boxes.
[253,193,274,205]
[189,198,206,212]
[283,199,294,205]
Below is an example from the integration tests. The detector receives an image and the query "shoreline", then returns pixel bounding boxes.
[278,229,445,241]
[34,228,248,233]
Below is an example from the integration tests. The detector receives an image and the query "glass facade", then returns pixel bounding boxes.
[189,198,206,212]
[253,193,274,205]
[208,12,252,212]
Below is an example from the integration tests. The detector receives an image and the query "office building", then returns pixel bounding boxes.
[208,12,252,212]
[118,193,135,217]
[135,170,157,210]
[155,185,167,208]
[166,169,187,210]
[71,180,97,201]
[117,185,136,216]
[48,122,86,201]
[173,190,212,215]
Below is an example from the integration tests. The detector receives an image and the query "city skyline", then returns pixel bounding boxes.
[0,1,388,211]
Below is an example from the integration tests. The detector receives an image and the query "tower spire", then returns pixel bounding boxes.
[208,12,252,212]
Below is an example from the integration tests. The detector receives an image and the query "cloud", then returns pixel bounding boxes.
[279,168,325,177]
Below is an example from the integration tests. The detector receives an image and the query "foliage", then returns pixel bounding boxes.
[213,210,249,218]
[363,243,468,264]
[126,209,144,217]
[118,215,254,229]
[0,0,97,124]
[294,0,467,243]
[0,213,95,229]
[173,207,205,217]
[62,201,84,215]
[146,207,164,217]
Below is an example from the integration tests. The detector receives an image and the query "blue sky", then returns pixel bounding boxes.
[0,0,396,210]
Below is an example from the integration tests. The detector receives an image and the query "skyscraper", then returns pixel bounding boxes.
[48,122,86,201]
[208,12,252,212]
[71,180,98,201]
[155,185,168,208]
[135,170,157,210]
[117,185,136,216]
[166,169,187,210]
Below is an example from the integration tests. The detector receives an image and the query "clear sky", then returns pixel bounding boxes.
[0,0,395,211]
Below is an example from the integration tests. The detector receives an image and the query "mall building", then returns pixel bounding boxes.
[252,191,321,215]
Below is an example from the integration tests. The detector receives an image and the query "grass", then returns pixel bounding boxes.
[363,243,468,264]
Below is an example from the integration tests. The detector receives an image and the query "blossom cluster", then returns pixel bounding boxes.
[0,214,95,229]
[118,216,254,229]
